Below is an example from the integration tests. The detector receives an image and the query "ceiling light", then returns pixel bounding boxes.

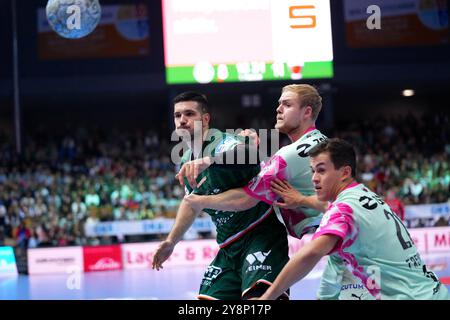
[402,89,415,97]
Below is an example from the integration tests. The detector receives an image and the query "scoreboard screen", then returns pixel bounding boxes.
[162,0,334,84]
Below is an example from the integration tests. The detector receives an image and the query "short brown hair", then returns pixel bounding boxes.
[282,84,322,121]
[173,91,209,114]
[308,138,357,178]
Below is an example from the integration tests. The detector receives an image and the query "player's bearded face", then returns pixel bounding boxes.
[311,153,345,202]
[275,91,303,134]
[174,101,208,138]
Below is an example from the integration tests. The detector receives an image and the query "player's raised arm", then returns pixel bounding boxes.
[259,234,339,300]
[175,138,260,188]
[152,199,202,271]
[184,148,293,213]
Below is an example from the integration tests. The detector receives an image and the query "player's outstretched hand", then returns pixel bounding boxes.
[271,178,305,209]
[152,240,175,271]
[238,129,260,146]
[175,157,212,188]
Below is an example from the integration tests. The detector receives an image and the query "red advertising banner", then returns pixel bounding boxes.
[83,245,123,272]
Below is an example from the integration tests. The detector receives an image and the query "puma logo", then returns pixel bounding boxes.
[351,293,363,300]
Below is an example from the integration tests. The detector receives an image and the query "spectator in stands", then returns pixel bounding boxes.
[14,221,31,252]
[28,228,39,248]
[384,188,405,221]
[0,201,6,229]
[71,195,87,220]
[434,216,449,227]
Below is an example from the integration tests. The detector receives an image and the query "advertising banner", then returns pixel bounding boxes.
[26,227,450,275]
[37,3,150,60]
[27,247,84,275]
[122,240,220,269]
[0,247,18,276]
[83,245,123,272]
[344,0,448,48]
[405,202,450,219]
[84,217,214,237]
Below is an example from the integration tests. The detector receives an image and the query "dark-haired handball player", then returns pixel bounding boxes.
[259,138,450,300]
[152,91,290,300]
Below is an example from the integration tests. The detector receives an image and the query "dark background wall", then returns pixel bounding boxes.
[0,0,449,138]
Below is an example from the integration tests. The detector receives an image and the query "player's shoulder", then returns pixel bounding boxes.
[301,129,328,146]
[221,131,242,143]
[335,183,375,211]
[277,129,327,161]
[201,129,238,155]
[269,142,299,169]
[338,183,365,198]
[215,132,243,153]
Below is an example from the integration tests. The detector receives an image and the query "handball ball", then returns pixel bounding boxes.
[46,0,102,39]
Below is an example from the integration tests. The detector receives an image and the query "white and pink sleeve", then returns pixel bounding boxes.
[243,154,288,205]
[312,202,357,254]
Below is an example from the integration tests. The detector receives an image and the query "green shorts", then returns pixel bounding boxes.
[198,212,289,300]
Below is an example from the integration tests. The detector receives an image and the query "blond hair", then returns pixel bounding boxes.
[282,84,322,121]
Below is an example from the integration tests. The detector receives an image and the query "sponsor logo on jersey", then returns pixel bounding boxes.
[216,137,239,153]
[203,265,222,281]
[214,214,234,226]
[341,284,365,291]
[245,251,273,272]
[246,251,271,264]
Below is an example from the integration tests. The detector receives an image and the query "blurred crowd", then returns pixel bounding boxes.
[0,126,183,249]
[333,112,450,205]
[0,112,449,249]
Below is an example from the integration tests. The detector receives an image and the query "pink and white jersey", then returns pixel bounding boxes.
[243,128,327,238]
[313,182,450,300]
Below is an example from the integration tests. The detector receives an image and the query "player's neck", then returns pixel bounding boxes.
[287,122,316,143]
[332,179,357,202]
[202,128,210,141]
[186,128,210,158]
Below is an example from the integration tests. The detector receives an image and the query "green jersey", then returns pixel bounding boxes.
[181,130,273,248]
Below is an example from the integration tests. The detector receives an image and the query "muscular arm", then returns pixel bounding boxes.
[166,199,200,244]
[260,235,339,300]
[176,143,259,187]
[184,187,259,212]
[152,199,201,270]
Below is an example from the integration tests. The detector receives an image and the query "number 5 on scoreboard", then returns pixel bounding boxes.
[289,5,316,29]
